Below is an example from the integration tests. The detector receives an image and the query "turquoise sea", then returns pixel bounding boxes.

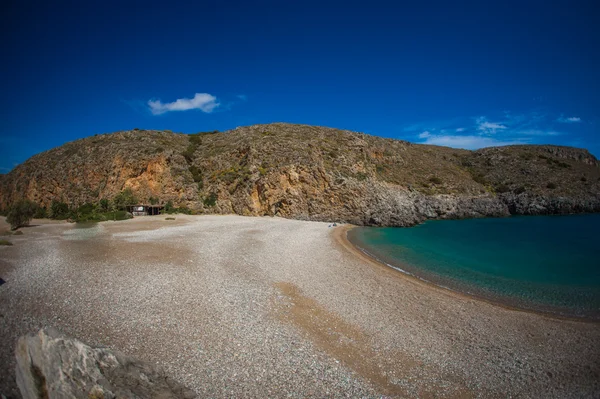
[348,214,600,319]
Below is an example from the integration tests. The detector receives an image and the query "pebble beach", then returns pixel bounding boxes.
[0,215,599,398]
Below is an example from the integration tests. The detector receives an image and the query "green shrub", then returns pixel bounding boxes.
[182,144,196,163]
[189,130,217,142]
[33,205,47,219]
[162,205,191,215]
[99,210,131,221]
[77,202,96,214]
[513,186,526,195]
[219,169,238,184]
[113,188,137,210]
[162,201,191,215]
[203,193,218,207]
[495,184,511,193]
[355,172,368,181]
[472,173,488,185]
[429,176,443,185]
[189,165,203,182]
[99,198,111,212]
[149,197,159,205]
[111,210,132,221]
[0,240,12,246]
[7,199,37,230]
[183,132,215,163]
[189,134,203,146]
[50,200,71,219]
[542,156,571,168]
[519,152,533,160]
[165,217,176,220]
[75,203,99,222]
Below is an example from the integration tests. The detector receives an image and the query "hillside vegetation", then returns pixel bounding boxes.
[1,123,598,226]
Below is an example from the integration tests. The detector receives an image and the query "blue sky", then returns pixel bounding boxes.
[1,0,599,172]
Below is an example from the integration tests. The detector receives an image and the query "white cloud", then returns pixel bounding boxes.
[557,116,581,123]
[236,94,248,101]
[479,121,507,132]
[476,117,507,134]
[406,110,573,150]
[148,93,219,115]
[420,134,523,150]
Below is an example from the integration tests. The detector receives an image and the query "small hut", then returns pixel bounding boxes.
[126,204,164,216]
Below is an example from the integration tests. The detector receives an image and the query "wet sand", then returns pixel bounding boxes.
[0,215,598,398]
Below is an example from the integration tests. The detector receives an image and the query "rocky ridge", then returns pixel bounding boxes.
[0,123,598,226]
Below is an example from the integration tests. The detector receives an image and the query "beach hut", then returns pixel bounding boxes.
[127,204,164,216]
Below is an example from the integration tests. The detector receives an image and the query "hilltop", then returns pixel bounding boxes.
[1,123,599,226]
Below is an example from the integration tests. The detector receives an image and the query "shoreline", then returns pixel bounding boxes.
[333,224,600,323]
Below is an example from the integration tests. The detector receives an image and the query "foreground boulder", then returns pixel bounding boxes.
[15,328,196,399]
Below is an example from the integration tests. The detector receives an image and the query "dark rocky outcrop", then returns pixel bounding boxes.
[15,328,196,399]
[0,123,598,226]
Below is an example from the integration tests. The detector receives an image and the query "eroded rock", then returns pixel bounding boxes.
[15,328,196,399]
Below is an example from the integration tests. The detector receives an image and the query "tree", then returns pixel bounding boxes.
[33,205,47,219]
[99,198,110,212]
[113,188,137,210]
[75,203,98,222]
[6,199,37,230]
[50,200,70,219]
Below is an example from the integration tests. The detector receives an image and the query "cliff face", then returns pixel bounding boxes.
[0,130,192,210]
[1,123,599,226]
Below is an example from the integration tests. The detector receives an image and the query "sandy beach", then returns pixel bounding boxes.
[0,215,598,398]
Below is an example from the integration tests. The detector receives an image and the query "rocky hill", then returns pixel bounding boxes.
[1,123,599,226]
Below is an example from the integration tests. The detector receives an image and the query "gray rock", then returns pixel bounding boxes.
[499,193,600,215]
[15,328,196,399]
